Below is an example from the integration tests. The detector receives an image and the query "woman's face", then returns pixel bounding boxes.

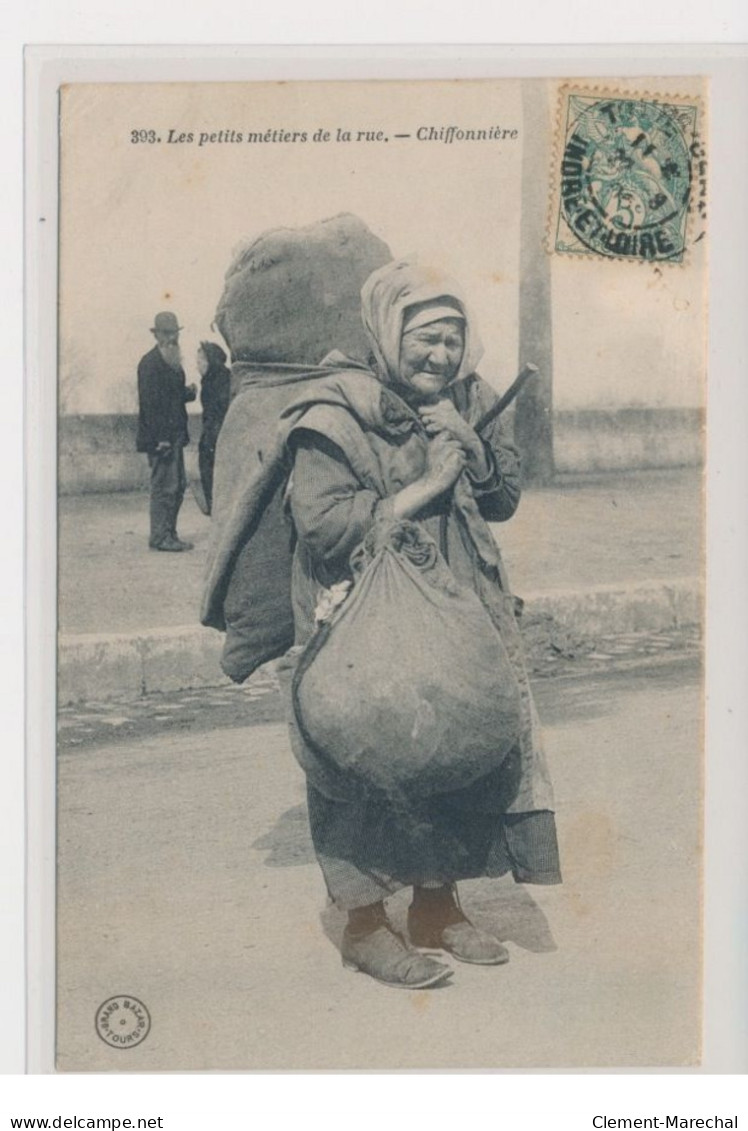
[196,348,209,378]
[398,317,465,402]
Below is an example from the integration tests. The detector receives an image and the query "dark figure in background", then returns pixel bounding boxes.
[136,311,197,552]
[197,341,232,515]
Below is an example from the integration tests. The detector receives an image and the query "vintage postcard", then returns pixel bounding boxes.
[55,75,706,1070]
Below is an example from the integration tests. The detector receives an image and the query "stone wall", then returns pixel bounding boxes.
[59,414,201,494]
[58,408,704,495]
[552,407,704,474]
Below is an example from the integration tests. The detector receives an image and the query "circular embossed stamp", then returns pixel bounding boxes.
[95,995,151,1049]
[554,92,700,263]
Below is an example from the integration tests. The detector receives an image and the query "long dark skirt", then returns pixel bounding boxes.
[307,783,561,911]
[198,433,217,513]
[277,649,561,911]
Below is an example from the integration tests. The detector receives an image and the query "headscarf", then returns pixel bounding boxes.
[360,259,484,388]
[200,341,228,371]
[199,340,232,425]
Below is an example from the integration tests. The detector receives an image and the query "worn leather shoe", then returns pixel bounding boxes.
[154,536,194,552]
[341,920,453,989]
[408,887,509,966]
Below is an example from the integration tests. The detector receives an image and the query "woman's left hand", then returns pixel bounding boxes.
[418,398,475,447]
[418,399,490,478]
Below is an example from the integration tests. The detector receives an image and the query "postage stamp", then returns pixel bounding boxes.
[551,87,704,264]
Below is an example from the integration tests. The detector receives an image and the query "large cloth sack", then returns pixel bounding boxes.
[206,366,323,681]
[215,213,392,365]
[201,358,380,682]
[292,521,523,800]
[203,213,392,682]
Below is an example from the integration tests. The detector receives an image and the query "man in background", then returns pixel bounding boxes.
[136,311,197,551]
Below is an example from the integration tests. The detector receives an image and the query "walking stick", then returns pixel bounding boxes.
[474,363,538,435]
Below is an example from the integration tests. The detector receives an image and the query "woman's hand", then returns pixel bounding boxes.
[389,432,466,521]
[425,431,467,492]
[418,399,474,445]
[419,399,491,480]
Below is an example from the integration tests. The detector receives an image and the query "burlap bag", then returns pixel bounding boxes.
[292,522,523,800]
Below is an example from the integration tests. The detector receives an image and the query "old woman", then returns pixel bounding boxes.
[279,259,561,989]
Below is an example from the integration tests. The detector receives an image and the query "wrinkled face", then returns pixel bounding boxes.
[398,317,465,402]
[196,348,209,377]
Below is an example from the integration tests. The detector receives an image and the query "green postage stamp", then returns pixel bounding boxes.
[552,87,705,263]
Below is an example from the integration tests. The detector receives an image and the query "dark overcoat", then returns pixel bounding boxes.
[136,346,194,454]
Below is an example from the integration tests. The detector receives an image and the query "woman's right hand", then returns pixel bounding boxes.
[389,432,467,521]
[425,431,467,493]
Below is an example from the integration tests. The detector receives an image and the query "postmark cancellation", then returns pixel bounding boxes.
[550,87,705,264]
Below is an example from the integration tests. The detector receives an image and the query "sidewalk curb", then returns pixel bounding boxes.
[521,576,701,637]
[58,576,701,705]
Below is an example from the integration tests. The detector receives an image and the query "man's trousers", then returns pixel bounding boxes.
[147,445,186,547]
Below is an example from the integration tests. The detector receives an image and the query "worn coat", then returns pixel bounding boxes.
[199,345,232,448]
[281,365,554,811]
[278,364,560,906]
[136,346,195,454]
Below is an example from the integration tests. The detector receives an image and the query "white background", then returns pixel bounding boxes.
[3,0,748,1123]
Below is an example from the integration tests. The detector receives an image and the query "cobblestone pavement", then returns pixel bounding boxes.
[57,625,701,751]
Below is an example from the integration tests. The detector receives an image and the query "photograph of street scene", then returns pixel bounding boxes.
[55,77,705,1070]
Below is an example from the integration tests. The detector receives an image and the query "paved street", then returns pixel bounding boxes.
[58,469,702,635]
[56,658,701,1071]
[56,469,703,703]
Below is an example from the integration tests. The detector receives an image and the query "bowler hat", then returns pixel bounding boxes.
[151,311,182,334]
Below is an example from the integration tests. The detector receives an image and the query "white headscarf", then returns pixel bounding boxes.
[360,259,484,388]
